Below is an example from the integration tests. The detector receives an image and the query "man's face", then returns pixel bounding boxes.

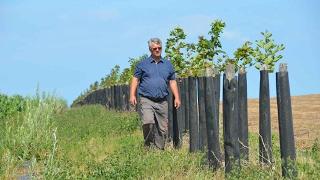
[149,43,162,58]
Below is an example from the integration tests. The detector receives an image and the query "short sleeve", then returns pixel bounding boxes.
[134,63,142,79]
[168,63,176,80]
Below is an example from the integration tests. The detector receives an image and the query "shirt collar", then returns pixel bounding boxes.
[149,56,164,63]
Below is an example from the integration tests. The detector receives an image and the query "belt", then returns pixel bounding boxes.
[141,95,167,102]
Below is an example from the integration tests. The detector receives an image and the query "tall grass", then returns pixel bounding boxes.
[1,99,319,179]
[0,92,67,178]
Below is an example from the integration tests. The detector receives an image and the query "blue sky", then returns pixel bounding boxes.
[1,0,319,105]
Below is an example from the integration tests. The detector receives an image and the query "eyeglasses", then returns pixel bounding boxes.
[151,47,162,51]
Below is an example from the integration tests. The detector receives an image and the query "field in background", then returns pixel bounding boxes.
[246,94,320,148]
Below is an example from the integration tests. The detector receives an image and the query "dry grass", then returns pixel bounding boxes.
[247,94,320,149]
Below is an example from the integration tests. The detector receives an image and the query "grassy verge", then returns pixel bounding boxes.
[1,103,319,179]
[0,93,67,179]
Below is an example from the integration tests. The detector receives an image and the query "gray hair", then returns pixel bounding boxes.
[148,38,162,48]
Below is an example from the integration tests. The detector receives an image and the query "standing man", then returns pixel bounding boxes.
[130,38,181,150]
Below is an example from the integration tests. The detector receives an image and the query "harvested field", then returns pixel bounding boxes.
[247,94,320,148]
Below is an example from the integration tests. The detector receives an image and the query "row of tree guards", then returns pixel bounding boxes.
[75,63,296,178]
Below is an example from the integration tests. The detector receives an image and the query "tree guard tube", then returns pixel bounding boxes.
[276,64,297,178]
[223,71,240,173]
[188,76,200,152]
[173,94,182,148]
[205,76,222,170]
[259,70,273,165]
[179,78,186,133]
[184,78,190,132]
[238,72,249,160]
[198,76,207,151]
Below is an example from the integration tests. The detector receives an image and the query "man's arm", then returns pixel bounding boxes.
[130,77,139,106]
[169,80,181,109]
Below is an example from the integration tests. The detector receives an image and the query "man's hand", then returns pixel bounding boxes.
[174,98,181,109]
[130,96,137,106]
[130,77,139,106]
[169,80,181,109]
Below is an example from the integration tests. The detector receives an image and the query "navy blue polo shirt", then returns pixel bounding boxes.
[134,56,176,100]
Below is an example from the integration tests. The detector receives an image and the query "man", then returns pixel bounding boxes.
[129,37,181,150]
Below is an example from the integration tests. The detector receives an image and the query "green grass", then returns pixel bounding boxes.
[0,93,67,179]
[48,105,216,179]
[1,100,319,179]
